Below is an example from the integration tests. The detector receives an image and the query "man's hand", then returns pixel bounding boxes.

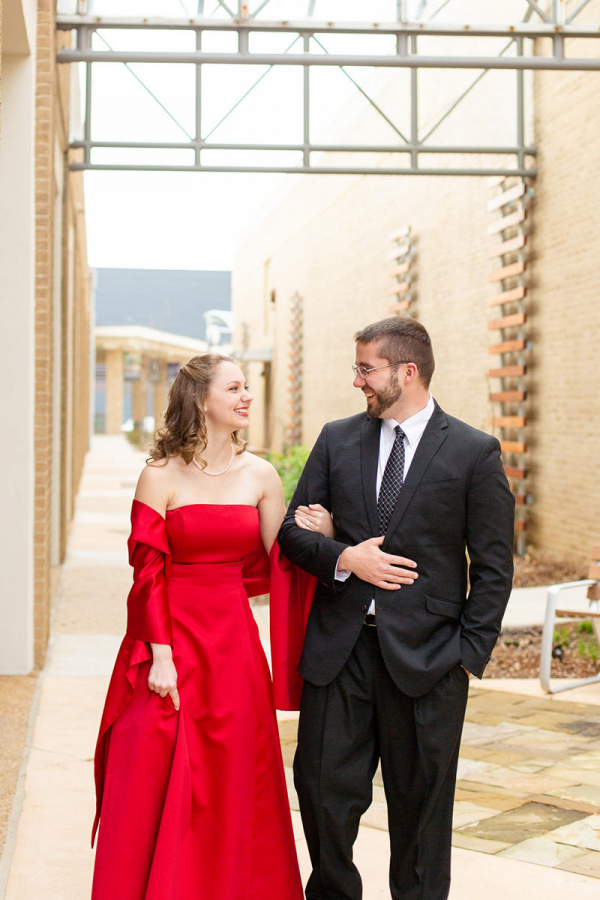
[338,536,418,591]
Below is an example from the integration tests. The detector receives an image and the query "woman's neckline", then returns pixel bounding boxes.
[165,503,258,513]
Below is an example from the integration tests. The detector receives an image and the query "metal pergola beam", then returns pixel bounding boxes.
[55,16,600,40]
[67,164,537,176]
[70,141,537,154]
[56,49,600,71]
[59,8,600,176]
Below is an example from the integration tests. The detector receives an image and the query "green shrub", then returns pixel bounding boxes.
[578,620,594,634]
[268,444,311,505]
[552,628,570,647]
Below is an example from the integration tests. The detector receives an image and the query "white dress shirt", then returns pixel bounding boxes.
[336,394,436,615]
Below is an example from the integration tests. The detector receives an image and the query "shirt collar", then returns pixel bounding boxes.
[382,394,435,446]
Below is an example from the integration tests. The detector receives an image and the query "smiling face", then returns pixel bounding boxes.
[204,360,253,431]
[353,341,404,419]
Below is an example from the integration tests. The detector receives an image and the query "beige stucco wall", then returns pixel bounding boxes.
[233,3,600,564]
[0,0,38,673]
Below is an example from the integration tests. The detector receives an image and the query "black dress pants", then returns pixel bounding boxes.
[294,625,469,900]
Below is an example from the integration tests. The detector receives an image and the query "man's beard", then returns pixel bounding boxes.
[366,378,402,418]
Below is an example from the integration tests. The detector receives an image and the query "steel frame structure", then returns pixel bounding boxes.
[56,1,598,176]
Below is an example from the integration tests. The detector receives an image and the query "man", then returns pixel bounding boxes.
[277,317,514,900]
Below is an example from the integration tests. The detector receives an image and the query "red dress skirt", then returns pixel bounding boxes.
[91,501,314,900]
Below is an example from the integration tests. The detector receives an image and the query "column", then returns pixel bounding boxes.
[152,359,167,432]
[105,349,124,434]
[132,365,146,431]
[0,42,37,673]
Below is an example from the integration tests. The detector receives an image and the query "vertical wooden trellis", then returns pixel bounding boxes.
[388,226,415,317]
[287,292,303,446]
[487,175,533,555]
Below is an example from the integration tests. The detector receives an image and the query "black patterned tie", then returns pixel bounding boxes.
[377,425,406,535]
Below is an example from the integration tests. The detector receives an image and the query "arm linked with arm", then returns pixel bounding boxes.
[460,437,515,678]
[277,424,350,588]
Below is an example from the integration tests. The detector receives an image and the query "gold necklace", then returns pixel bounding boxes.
[193,443,235,477]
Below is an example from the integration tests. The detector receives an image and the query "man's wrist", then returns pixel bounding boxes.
[338,546,354,572]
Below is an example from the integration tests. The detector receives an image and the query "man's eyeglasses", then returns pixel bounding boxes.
[351,362,410,380]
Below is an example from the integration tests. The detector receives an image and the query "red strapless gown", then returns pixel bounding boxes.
[91,501,315,900]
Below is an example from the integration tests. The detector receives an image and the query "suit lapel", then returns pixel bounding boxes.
[360,415,381,536]
[382,403,449,548]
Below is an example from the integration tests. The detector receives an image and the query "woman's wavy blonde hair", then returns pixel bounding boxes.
[148,353,247,469]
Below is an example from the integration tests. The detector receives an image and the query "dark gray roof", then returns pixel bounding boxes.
[94,268,231,342]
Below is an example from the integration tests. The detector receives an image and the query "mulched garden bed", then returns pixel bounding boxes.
[512,552,586,588]
[484,621,599,679]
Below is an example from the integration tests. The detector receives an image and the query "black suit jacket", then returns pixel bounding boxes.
[277,402,515,697]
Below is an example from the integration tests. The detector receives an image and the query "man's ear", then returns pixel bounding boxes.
[404,363,419,383]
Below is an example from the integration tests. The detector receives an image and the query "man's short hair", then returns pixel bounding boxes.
[354,317,435,388]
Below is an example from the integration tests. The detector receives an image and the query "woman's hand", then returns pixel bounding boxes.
[149,644,180,710]
[295,504,335,539]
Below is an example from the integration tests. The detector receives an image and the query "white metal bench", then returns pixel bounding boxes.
[540,546,600,694]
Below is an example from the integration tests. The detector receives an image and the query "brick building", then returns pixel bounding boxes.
[0,0,91,673]
[232,2,600,564]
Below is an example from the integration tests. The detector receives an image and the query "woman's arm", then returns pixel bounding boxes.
[257,460,335,553]
[257,461,287,554]
[133,463,180,711]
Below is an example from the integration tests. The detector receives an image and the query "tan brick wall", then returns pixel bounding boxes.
[527,5,600,563]
[233,8,600,565]
[33,8,91,666]
[0,4,3,128]
[34,0,57,666]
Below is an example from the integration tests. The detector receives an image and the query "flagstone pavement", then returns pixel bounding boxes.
[1,435,599,900]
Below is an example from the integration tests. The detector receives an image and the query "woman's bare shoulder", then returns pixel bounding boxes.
[135,457,178,512]
[242,451,279,477]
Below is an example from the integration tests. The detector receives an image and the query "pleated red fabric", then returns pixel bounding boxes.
[91,501,315,900]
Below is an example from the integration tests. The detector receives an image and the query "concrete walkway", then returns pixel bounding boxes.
[1,434,600,900]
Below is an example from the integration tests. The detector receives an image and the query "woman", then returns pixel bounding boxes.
[91,353,330,900]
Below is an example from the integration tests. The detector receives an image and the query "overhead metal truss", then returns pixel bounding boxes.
[56,2,600,177]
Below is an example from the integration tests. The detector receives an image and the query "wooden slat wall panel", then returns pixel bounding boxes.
[489,390,526,403]
[389,299,411,313]
[487,175,531,552]
[501,441,526,454]
[389,263,411,277]
[488,286,526,307]
[388,227,415,317]
[488,312,526,330]
[505,466,527,479]
[487,207,526,235]
[487,181,525,212]
[488,364,526,378]
[488,234,526,258]
[488,260,526,283]
[488,338,526,354]
[490,416,527,428]
[389,281,411,295]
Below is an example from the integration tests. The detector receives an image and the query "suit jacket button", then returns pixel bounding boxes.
[361,604,367,612]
